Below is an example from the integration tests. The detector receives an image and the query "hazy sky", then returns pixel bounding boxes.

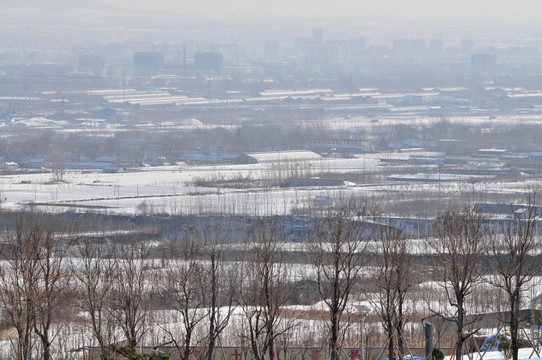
[97,0,538,21]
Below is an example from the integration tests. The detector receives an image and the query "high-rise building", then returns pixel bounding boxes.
[133,52,165,69]
[461,38,475,56]
[264,41,280,61]
[79,54,106,68]
[194,52,223,72]
[428,39,443,58]
[393,39,410,59]
[312,27,324,45]
[410,39,426,58]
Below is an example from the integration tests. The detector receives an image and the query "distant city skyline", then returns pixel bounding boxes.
[96,0,540,21]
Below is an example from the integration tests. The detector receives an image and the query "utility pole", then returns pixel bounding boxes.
[356,305,370,360]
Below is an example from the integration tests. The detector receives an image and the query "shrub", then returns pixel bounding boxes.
[432,348,444,360]
[109,345,170,359]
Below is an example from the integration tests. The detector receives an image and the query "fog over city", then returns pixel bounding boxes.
[2,1,542,360]
[93,0,541,20]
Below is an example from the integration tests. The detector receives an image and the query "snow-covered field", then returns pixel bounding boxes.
[0,156,380,215]
[0,152,539,217]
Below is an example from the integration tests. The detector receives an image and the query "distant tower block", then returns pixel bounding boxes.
[312,27,324,45]
[429,39,443,58]
[264,41,280,61]
[133,52,165,69]
[461,38,475,56]
[194,52,224,72]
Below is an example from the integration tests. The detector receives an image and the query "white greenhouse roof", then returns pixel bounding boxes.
[244,150,322,163]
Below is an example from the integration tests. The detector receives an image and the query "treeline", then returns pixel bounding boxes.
[0,124,326,166]
[0,196,540,360]
[4,120,542,167]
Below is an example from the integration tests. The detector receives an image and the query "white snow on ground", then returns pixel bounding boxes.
[0,141,540,356]
[453,349,542,360]
[0,153,540,216]
[0,157,380,215]
[317,114,542,131]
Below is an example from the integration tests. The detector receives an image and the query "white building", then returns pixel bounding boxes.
[234,150,322,164]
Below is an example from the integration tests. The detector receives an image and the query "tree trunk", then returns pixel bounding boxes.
[397,297,405,360]
[510,292,520,360]
[397,319,404,360]
[268,335,275,360]
[330,310,339,360]
[207,314,216,360]
[455,305,464,360]
[388,318,395,360]
[183,333,192,360]
[207,254,217,360]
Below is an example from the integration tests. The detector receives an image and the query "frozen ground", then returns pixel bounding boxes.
[0,151,539,217]
[455,349,542,360]
[0,155,386,215]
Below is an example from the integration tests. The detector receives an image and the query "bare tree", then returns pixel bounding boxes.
[158,238,207,360]
[241,217,295,360]
[201,242,237,360]
[308,204,371,360]
[0,219,40,360]
[31,221,73,360]
[187,216,238,360]
[427,211,487,360]
[47,142,67,183]
[371,227,412,360]
[488,192,542,360]
[72,238,115,360]
[110,243,150,349]
[0,217,73,360]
